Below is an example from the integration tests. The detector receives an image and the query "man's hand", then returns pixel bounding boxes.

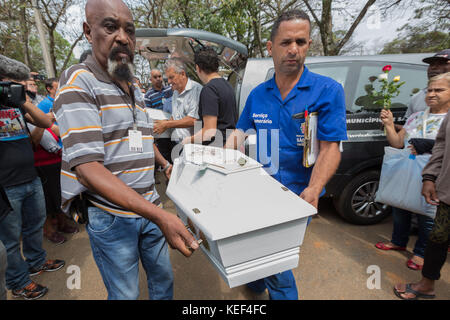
[422,180,439,206]
[300,186,321,209]
[154,120,168,134]
[164,163,173,180]
[158,213,199,257]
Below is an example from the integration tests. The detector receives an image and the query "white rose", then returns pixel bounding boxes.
[378,73,388,81]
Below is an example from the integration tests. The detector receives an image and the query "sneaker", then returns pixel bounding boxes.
[12,282,48,300]
[29,259,65,276]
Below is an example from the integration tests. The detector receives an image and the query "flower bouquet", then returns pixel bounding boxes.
[367,65,405,109]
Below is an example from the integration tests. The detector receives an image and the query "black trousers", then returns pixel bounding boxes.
[422,201,450,280]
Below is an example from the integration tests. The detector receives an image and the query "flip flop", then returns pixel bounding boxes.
[393,284,435,300]
[406,259,423,270]
[375,242,406,251]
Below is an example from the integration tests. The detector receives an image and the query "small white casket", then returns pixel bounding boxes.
[166,144,317,288]
[146,108,172,138]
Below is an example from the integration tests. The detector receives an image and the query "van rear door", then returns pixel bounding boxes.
[135,28,248,74]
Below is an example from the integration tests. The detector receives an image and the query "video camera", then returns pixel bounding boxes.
[0,81,26,108]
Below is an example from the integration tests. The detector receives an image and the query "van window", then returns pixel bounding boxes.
[306,65,349,88]
[351,63,427,113]
[265,64,349,88]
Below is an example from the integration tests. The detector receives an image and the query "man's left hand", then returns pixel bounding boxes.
[164,164,173,180]
[300,187,320,209]
[153,120,167,134]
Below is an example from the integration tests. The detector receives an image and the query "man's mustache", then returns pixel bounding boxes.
[109,46,134,61]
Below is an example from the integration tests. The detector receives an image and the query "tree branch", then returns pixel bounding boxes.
[336,0,376,52]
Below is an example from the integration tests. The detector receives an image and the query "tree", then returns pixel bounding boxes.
[0,0,83,76]
[381,30,450,54]
[302,0,377,56]
[380,0,449,54]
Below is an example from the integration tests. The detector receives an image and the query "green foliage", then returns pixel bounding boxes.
[381,30,450,54]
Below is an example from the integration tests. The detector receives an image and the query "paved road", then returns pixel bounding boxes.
[7,172,449,300]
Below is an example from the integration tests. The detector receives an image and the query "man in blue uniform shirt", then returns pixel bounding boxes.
[225,10,347,300]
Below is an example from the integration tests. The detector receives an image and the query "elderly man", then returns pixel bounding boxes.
[153,59,202,160]
[225,10,347,300]
[53,0,198,300]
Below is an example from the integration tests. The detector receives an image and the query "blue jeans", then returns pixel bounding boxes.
[87,206,173,300]
[247,270,298,300]
[0,240,7,300]
[0,178,47,290]
[391,207,434,258]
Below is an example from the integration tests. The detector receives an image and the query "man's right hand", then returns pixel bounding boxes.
[422,180,439,206]
[158,212,199,257]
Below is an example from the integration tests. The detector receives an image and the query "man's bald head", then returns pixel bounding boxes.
[83,0,136,81]
[85,0,132,25]
[150,69,163,90]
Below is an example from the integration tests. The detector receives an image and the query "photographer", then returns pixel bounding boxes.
[0,54,65,300]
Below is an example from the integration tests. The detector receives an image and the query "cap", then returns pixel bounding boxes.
[423,49,450,64]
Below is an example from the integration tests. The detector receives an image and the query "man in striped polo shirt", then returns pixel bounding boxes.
[54,0,198,300]
[144,69,173,112]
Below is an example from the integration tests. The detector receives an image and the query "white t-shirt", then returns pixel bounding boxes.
[403,108,447,147]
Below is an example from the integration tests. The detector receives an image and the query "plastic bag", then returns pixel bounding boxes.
[375,147,436,218]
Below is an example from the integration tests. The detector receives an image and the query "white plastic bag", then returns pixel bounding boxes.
[375,146,436,218]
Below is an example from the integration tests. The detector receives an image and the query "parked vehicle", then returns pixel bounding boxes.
[135,28,430,225]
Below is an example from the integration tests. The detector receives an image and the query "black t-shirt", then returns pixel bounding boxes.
[0,106,37,187]
[198,78,237,146]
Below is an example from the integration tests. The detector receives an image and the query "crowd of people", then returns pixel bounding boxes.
[0,0,449,301]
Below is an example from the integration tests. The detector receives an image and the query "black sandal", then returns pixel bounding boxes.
[393,284,435,300]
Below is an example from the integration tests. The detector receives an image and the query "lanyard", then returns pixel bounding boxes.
[114,82,137,130]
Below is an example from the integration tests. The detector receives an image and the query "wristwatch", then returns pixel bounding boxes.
[162,162,171,172]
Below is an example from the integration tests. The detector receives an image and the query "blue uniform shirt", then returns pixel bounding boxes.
[37,95,54,114]
[237,66,347,196]
[37,95,62,147]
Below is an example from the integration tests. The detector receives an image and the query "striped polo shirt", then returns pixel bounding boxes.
[53,55,159,218]
[144,85,172,110]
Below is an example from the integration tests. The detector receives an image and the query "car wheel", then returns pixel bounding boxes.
[334,170,391,225]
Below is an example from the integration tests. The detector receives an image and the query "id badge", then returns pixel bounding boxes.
[128,129,143,153]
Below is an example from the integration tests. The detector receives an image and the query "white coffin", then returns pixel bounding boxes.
[146,108,173,138]
[166,144,317,288]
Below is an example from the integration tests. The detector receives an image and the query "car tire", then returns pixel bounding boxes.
[334,170,391,225]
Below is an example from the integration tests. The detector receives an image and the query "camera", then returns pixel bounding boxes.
[0,81,26,108]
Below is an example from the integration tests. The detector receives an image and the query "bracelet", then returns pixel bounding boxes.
[422,174,436,183]
[162,162,171,172]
